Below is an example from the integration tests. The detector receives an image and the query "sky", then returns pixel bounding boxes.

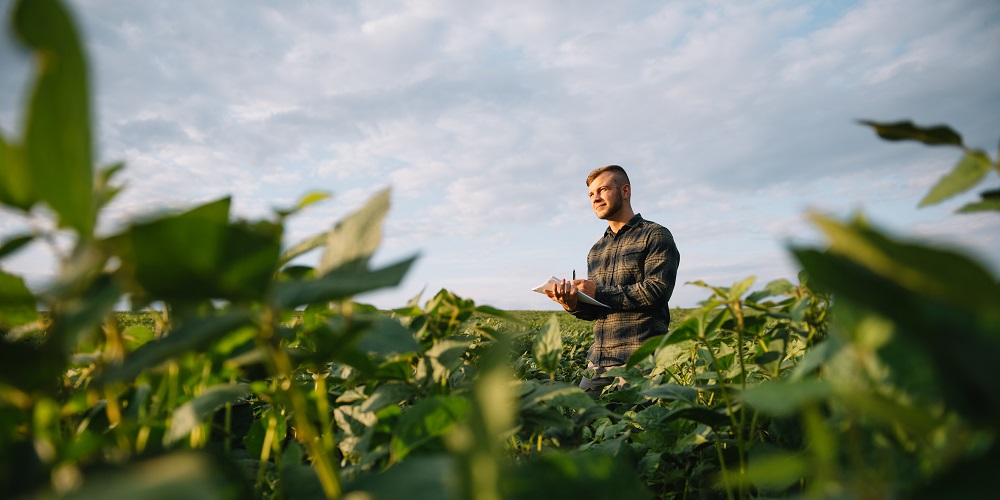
[1,0,999,311]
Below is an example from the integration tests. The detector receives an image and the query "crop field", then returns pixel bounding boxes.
[1,1,998,499]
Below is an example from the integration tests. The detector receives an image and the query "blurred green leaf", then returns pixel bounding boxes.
[793,247,1000,426]
[14,0,94,237]
[273,255,416,309]
[958,188,1000,213]
[664,406,731,427]
[343,455,458,500]
[243,407,286,460]
[0,234,34,260]
[165,383,251,445]
[728,275,756,302]
[275,190,331,218]
[361,382,414,413]
[278,232,327,268]
[98,311,254,384]
[58,450,249,499]
[49,275,121,353]
[93,162,125,212]
[909,442,1000,500]
[0,134,36,210]
[859,120,963,147]
[319,188,390,274]
[500,451,651,500]
[806,212,1000,311]
[740,379,832,416]
[0,339,62,393]
[737,451,808,491]
[391,396,471,462]
[919,150,992,207]
[355,315,420,357]
[746,278,795,303]
[518,381,595,410]
[0,269,37,328]
[121,198,282,301]
[532,314,562,376]
[640,383,698,404]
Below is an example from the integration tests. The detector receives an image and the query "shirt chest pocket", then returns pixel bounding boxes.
[615,249,645,285]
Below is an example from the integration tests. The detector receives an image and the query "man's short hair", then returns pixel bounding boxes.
[586,165,630,187]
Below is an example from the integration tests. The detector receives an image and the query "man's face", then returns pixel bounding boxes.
[588,171,623,220]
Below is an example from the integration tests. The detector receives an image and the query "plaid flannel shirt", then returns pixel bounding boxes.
[571,214,680,367]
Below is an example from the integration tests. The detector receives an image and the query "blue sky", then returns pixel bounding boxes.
[1,0,999,311]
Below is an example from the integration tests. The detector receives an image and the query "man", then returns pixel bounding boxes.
[546,165,680,395]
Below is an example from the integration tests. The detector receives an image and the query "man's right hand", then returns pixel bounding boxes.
[545,279,588,312]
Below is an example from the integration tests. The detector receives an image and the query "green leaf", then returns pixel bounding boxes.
[0,134,36,210]
[278,232,327,268]
[958,189,1000,213]
[50,450,251,499]
[243,407,286,460]
[640,383,698,404]
[165,383,251,445]
[728,275,756,302]
[273,255,416,309]
[737,452,808,490]
[532,314,562,376]
[740,379,832,416]
[319,188,390,274]
[919,150,992,207]
[355,315,420,357]
[98,311,254,384]
[625,334,663,368]
[518,381,595,410]
[663,407,731,427]
[94,161,125,212]
[792,247,1000,425]
[120,198,282,301]
[859,119,963,147]
[343,455,458,500]
[0,269,37,328]
[391,396,471,462]
[49,275,121,353]
[746,278,795,303]
[275,190,331,218]
[0,234,34,260]
[501,451,652,500]
[805,212,1000,311]
[360,382,415,413]
[15,0,94,237]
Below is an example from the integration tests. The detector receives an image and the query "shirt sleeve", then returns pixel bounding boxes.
[594,227,679,311]
[569,301,604,321]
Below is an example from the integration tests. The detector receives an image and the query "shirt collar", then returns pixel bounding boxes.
[604,213,644,237]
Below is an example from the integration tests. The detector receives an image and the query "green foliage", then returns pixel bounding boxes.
[0,1,996,498]
[860,120,1000,212]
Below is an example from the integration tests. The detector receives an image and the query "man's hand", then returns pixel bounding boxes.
[576,279,596,299]
[545,279,592,312]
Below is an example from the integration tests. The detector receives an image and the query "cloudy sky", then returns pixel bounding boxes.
[1,0,998,311]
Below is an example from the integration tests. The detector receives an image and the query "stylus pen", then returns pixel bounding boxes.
[572,269,575,280]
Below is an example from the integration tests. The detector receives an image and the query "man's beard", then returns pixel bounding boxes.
[596,197,622,220]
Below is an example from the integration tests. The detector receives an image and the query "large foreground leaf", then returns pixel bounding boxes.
[14,0,94,237]
[793,239,1000,426]
[117,198,282,302]
[273,255,417,309]
[319,188,391,274]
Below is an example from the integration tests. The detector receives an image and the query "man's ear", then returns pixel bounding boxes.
[621,183,631,200]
